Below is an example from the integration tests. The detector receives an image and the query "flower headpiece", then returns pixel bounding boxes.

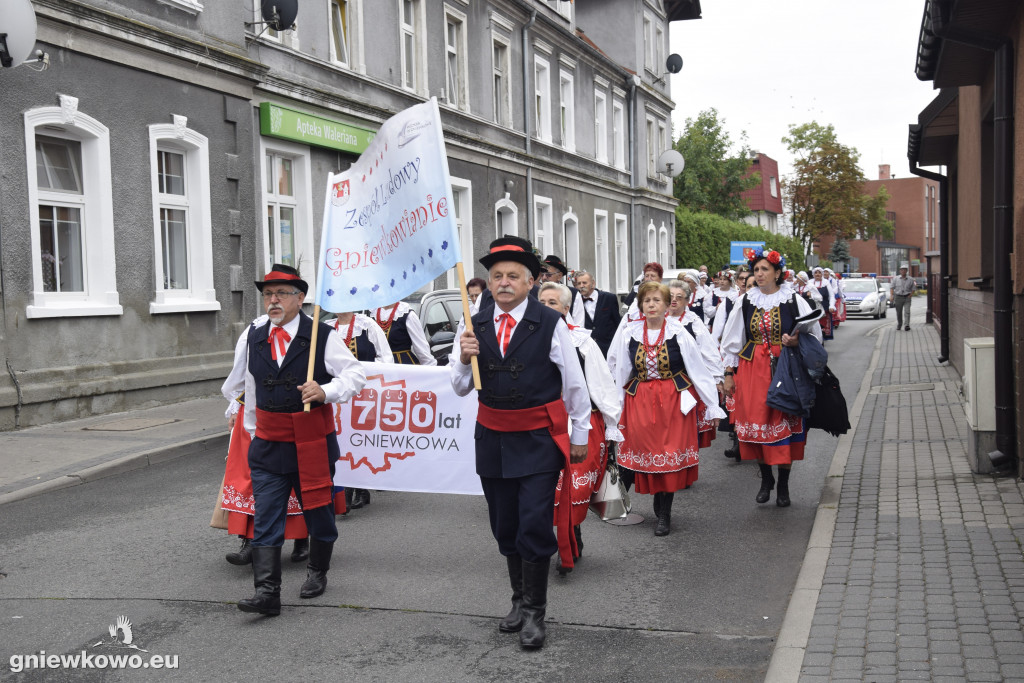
[742,246,786,270]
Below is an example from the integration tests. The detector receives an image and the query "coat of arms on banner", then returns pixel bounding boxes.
[331,179,350,207]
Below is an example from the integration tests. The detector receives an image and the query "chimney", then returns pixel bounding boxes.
[879,164,891,180]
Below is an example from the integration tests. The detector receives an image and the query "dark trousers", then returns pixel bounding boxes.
[250,467,338,547]
[894,294,911,327]
[479,471,560,563]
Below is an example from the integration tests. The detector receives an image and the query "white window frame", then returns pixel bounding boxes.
[447,177,473,289]
[148,118,220,314]
[646,115,657,178]
[612,97,626,170]
[654,23,665,76]
[399,0,428,96]
[561,208,579,270]
[158,0,204,14]
[534,194,553,256]
[559,69,575,153]
[24,98,122,318]
[614,213,629,292]
[259,138,317,300]
[647,221,657,263]
[491,31,512,127]
[594,89,608,164]
[657,118,668,182]
[658,222,670,266]
[495,194,518,238]
[643,12,655,72]
[328,0,364,73]
[443,4,469,112]
[594,209,609,288]
[533,54,552,143]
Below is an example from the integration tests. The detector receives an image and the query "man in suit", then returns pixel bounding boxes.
[451,236,591,650]
[538,255,585,326]
[574,270,622,357]
[222,264,366,616]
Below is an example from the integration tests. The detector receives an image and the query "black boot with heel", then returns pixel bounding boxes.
[756,463,775,504]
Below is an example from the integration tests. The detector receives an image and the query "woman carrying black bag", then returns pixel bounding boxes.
[720,248,823,507]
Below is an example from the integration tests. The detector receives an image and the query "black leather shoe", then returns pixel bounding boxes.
[654,492,673,536]
[499,554,524,633]
[349,488,370,509]
[290,537,309,563]
[519,558,550,649]
[776,467,791,507]
[238,546,281,616]
[226,537,252,565]
[756,464,775,504]
[299,540,334,598]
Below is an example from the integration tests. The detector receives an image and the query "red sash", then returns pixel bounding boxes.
[254,404,335,510]
[476,400,579,570]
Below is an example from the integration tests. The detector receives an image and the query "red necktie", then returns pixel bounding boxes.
[495,313,516,356]
[269,326,291,361]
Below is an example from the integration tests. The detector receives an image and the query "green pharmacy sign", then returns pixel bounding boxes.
[259,102,375,154]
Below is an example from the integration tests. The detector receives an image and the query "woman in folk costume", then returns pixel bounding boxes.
[220,315,309,567]
[667,279,725,450]
[372,301,436,365]
[331,311,394,510]
[828,269,846,326]
[537,283,623,574]
[680,269,714,325]
[810,267,836,341]
[720,248,823,507]
[794,271,824,311]
[607,281,725,536]
[707,270,739,334]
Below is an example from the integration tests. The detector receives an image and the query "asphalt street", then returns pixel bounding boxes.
[0,315,882,682]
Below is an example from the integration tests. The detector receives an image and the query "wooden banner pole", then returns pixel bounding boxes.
[455,262,482,390]
[303,304,322,413]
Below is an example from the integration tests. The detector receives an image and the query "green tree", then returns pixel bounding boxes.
[673,109,759,220]
[675,206,806,273]
[828,237,851,265]
[782,122,894,253]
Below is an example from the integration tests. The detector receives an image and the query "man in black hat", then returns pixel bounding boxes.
[451,236,591,650]
[539,255,585,326]
[223,263,366,616]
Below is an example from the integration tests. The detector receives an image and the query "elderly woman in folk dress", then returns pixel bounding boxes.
[720,248,823,507]
[607,281,725,536]
[537,283,623,573]
[667,279,725,451]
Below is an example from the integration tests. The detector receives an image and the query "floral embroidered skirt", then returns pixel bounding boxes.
[732,347,806,466]
[555,411,609,526]
[619,378,700,494]
[222,405,308,539]
[697,398,717,448]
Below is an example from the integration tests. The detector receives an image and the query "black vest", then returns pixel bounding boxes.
[382,312,418,364]
[471,298,565,478]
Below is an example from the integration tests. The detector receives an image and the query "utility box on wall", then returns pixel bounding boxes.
[963,337,997,473]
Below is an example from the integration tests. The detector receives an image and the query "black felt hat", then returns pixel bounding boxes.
[254,263,309,294]
[479,236,541,279]
[541,254,569,275]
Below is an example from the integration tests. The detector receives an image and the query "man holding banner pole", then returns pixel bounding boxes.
[225,264,366,616]
[451,236,591,650]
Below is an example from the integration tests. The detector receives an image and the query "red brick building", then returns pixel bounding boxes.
[740,153,784,234]
[816,164,938,277]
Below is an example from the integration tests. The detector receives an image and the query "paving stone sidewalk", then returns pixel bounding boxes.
[798,319,1024,682]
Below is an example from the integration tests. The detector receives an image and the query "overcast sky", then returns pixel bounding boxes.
[668,0,941,182]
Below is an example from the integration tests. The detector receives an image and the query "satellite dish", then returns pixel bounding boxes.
[665,54,683,74]
[261,0,298,32]
[0,0,38,68]
[657,149,685,177]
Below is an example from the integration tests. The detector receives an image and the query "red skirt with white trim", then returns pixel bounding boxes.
[697,398,717,448]
[555,411,609,526]
[221,405,308,540]
[618,378,700,494]
[731,344,806,466]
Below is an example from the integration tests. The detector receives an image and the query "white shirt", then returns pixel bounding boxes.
[568,288,586,327]
[222,312,367,437]
[681,310,725,383]
[719,288,824,369]
[567,325,624,442]
[606,317,726,421]
[811,278,837,311]
[580,290,599,321]
[374,302,437,366]
[449,297,592,446]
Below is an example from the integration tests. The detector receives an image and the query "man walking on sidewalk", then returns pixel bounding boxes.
[892,263,917,331]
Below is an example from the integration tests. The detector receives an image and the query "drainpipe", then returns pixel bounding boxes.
[522,10,537,244]
[626,75,637,288]
[928,13,1015,471]
[908,160,948,363]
